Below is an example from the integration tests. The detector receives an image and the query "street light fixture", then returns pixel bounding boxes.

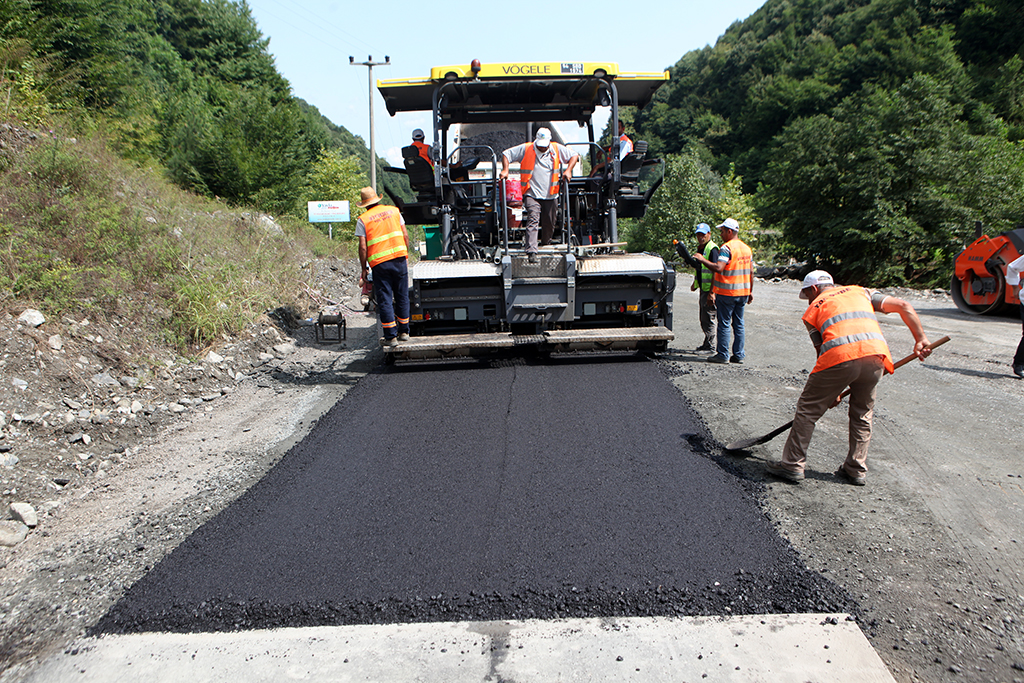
[350,55,391,192]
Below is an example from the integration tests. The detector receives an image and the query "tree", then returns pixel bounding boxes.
[302,150,368,242]
[757,74,1024,286]
[627,151,719,261]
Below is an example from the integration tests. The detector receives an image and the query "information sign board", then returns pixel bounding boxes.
[307,201,350,223]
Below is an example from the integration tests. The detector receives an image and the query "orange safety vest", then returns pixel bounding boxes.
[412,140,433,167]
[361,204,408,268]
[605,134,632,160]
[520,142,562,197]
[617,133,632,156]
[711,238,753,298]
[803,286,894,375]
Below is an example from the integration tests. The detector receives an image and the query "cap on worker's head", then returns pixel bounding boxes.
[716,217,740,232]
[534,127,552,148]
[356,186,383,208]
[799,270,834,299]
[694,223,711,235]
[412,128,425,141]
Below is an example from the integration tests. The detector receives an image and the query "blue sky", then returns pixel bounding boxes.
[244,0,767,165]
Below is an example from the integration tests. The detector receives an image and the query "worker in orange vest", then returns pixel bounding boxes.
[764,270,932,486]
[589,120,633,177]
[500,127,579,263]
[692,218,753,364]
[355,187,411,347]
[411,129,433,168]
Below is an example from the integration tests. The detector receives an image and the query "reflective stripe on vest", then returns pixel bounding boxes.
[699,241,717,292]
[362,205,408,268]
[711,238,753,297]
[520,142,561,197]
[803,286,894,375]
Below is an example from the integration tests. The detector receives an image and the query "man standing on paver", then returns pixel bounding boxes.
[764,270,932,486]
[689,223,718,353]
[500,128,579,263]
[356,187,411,347]
[692,218,753,364]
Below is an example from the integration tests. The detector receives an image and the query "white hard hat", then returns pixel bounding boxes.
[799,270,834,299]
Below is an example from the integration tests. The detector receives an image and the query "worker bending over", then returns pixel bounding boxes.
[765,271,931,486]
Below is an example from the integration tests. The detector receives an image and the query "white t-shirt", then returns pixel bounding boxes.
[503,142,578,199]
[1006,254,1024,305]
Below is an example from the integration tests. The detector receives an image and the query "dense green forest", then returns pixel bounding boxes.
[0,0,407,218]
[630,0,1024,286]
[3,0,1023,287]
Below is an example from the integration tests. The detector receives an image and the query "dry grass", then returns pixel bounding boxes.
[0,122,350,351]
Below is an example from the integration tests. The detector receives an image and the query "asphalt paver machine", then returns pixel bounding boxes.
[378,60,675,360]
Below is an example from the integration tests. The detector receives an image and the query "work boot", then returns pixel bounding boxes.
[380,336,398,348]
[834,466,866,486]
[1014,364,1024,378]
[398,332,410,342]
[707,354,728,364]
[527,253,539,264]
[693,344,713,354]
[729,355,744,364]
[765,460,804,483]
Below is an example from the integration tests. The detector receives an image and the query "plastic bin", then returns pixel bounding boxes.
[423,225,442,260]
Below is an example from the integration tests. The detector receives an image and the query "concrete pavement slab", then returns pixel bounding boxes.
[26,613,894,682]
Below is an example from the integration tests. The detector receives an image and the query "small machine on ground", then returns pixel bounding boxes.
[951,224,1024,315]
[377,60,675,360]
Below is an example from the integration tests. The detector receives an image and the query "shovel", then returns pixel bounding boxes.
[724,335,950,451]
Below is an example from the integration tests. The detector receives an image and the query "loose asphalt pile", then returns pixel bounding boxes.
[94,356,854,634]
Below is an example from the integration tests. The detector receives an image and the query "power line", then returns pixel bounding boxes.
[251,0,380,57]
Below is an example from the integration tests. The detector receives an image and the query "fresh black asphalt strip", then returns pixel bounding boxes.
[95,356,853,634]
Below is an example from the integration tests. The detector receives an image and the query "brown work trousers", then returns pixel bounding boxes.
[779,355,885,477]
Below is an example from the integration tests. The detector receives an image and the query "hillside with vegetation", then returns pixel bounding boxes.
[629,0,1024,287]
[0,0,405,215]
[0,0,414,350]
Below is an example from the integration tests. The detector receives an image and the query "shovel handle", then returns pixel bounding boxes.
[892,335,950,370]
[834,335,950,403]
[726,336,950,451]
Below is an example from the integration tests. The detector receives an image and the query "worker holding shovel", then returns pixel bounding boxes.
[763,271,932,486]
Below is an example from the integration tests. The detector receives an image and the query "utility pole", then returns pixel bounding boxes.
[350,55,390,192]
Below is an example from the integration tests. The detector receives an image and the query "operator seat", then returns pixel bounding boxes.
[618,140,648,189]
[618,140,652,219]
[402,146,436,200]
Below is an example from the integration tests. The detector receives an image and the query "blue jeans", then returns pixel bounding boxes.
[715,295,746,359]
[372,257,410,339]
